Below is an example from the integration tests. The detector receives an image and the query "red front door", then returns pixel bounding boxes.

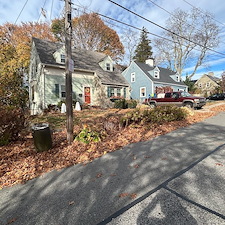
[84,87,91,104]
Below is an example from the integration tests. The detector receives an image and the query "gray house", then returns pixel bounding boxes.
[29,38,130,114]
[122,59,188,101]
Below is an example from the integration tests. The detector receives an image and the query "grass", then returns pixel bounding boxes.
[29,108,123,130]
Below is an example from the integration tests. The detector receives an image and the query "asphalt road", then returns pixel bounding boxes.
[1,112,225,225]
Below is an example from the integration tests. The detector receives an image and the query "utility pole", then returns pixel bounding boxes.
[65,0,73,144]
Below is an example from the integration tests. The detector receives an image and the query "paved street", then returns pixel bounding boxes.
[1,112,225,225]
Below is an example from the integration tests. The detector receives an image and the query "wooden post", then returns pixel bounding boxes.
[65,0,73,144]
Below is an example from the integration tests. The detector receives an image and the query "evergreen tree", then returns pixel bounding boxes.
[133,27,153,62]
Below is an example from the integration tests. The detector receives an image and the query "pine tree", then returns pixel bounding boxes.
[133,27,153,62]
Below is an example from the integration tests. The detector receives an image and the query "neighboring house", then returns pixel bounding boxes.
[122,59,188,101]
[194,72,221,96]
[29,38,130,114]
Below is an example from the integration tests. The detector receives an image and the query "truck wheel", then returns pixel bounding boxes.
[149,103,156,108]
[184,102,193,108]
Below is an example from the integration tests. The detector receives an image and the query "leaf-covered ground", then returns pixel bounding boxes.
[1,103,225,189]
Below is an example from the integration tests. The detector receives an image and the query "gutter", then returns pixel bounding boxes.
[41,63,95,74]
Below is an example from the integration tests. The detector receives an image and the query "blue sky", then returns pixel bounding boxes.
[1,0,225,80]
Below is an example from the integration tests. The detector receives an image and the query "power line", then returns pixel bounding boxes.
[14,0,29,24]
[50,0,54,20]
[147,0,225,45]
[108,0,225,57]
[71,3,225,59]
[182,0,225,28]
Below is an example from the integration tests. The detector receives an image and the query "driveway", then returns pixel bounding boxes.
[1,112,225,225]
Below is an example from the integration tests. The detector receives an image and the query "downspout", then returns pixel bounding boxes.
[151,80,154,96]
[42,64,46,110]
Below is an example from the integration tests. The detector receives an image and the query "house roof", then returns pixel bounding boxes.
[206,74,220,83]
[135,61,186,86]
[32,37,129,87]
[195,74,221,85]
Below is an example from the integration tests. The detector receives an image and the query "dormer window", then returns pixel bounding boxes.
[131,72,135,82]
[176,75,180,82]
[61,54,65,63]
[154,71,159,79]
[106,63,111,71]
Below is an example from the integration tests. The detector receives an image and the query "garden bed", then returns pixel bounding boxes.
[0,104,224,189]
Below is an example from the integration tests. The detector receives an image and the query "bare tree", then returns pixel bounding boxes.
[121,28,139,64]
[154,8,219,79]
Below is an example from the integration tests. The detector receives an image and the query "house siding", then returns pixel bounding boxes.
[122,62,153,101]
[194,74,220,96]
[44,68,95,107]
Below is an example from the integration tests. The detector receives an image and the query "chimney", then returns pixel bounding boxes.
[208,72,214,76]
[145,58,154,67]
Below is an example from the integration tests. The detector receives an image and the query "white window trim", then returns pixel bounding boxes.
[206,82,210,88]
[140,87,146,97]
[61,84,66,98]
[198,83,202,88]
[131,72,135,82]
[60,54,65,63]
[106,63,111,71]
[154,71,159,79]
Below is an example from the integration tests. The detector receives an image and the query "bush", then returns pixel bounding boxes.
[75,126,101,144]
[120,105,188,127]
[114,99,127,109]
[114,99,137,109]
[127,99,137,108]
[0,106,26,146]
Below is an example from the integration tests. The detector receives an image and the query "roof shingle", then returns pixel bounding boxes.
[33,37,129,86]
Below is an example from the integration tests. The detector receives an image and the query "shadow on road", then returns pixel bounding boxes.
[1,113,225,225]
[137,190,198,225]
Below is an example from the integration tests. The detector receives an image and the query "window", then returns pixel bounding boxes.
[198,83,202,88]
[165,93,171,98]
[154,71,159,78]
[61,85,66,98]
[206,82,210,88]
[106,63,111,71]
[140,87,146,97]
[60,54,65,63]
[131,72,135,82]
[117,88,121,97]
[176,75,180,82]
[107,87,115,97]
[55,84,59,97]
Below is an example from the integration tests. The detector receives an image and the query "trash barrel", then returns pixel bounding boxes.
[32,123,52,152]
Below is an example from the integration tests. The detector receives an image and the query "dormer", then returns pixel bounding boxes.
[170,73,180,82]
[99,56,114,72]
[53,46,66,64]
[148,67,160,79]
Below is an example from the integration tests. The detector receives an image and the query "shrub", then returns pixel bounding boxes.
[75,126,101,144]
[114,99,127,109]
[120,105,188,127]
[114,99,137,109]
[0,106,26,146]
[127,99,137,108]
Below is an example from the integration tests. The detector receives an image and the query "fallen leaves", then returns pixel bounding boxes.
[215,163,224,167]
[119,192,137,199]
[0,104,224,189]
[68,201,75,205]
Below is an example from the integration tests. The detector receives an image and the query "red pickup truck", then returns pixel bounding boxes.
[145,91,206,109]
